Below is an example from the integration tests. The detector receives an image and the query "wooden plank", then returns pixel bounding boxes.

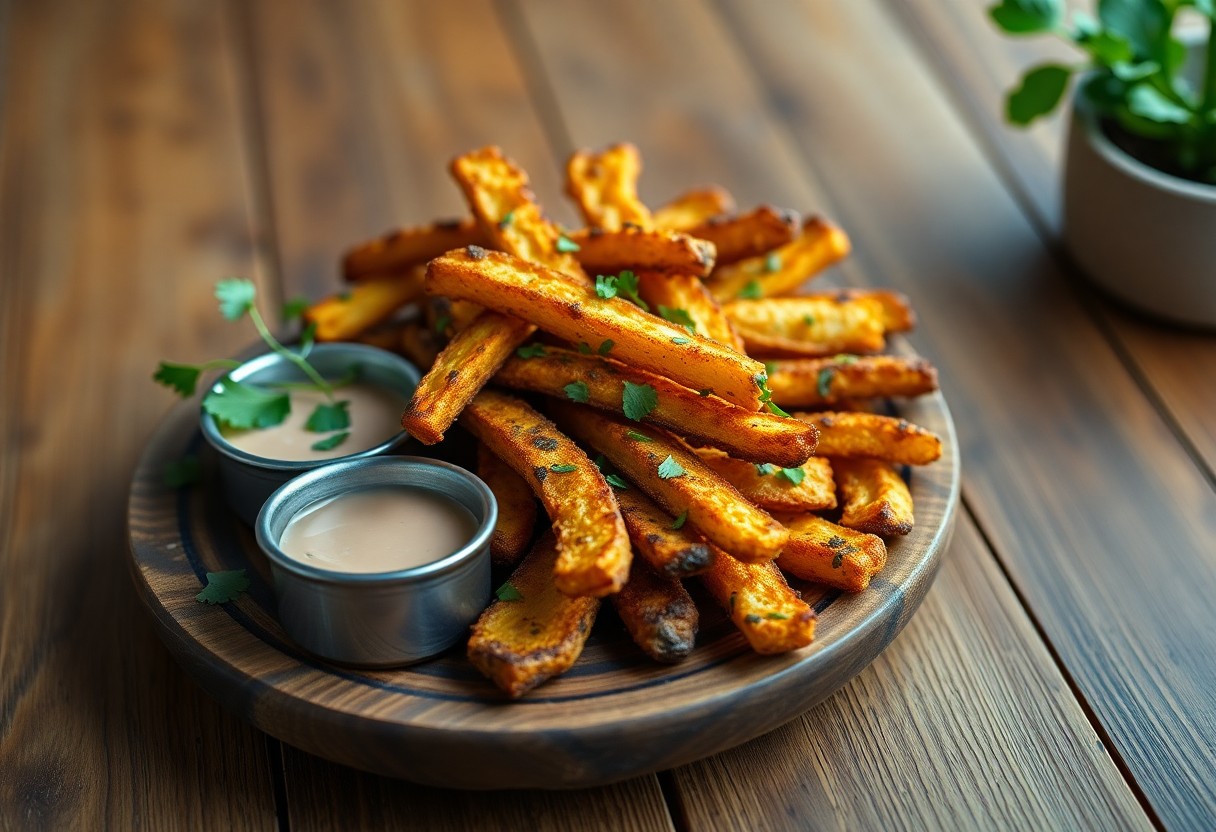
[667,515,1148,830]
[515,0,1216,826]
[0,0,278,827]
[280,747,674,832]
[236,0,674,822]
[893,0,1216,478]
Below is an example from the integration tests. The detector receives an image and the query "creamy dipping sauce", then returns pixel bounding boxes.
[278,487,478,573]
[222,382,406,462]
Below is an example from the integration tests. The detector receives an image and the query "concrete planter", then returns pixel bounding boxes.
[1062,95,1216,328]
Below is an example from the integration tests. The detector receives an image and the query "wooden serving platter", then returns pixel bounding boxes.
[128,387,958,790]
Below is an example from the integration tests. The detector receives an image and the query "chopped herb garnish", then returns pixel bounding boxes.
[698,388,713,397]
[605,473,629,489]
[153,359,240,398]
[779,467,806,485]
[596,270,648,311]
[196,569,250,605]
[549,463,578,473]
[593,453,608,471]
[305,400,351,433]
[434,314,452,334]
[657,455,686,479]
[621,381,658,421]
[564,381,591,403]
[744,613,762,624]
[556,235,580,252]
[765,611,790,620]
[802,314,816,326]
[597,339,615,355]
[671,337,690,345]
[834,354,859,364]
[816,367,836,399]
[310,432,350,451]
[577,342,594,354]
[832,552,845,569]
[755,463,777,476]
[516,343,547,359]
[498,209,516,228]
[203,380,291,430]
[658,305,697,335]
[281,296,310,323]
[164,455,202,488]
[627,430,654,442]
[764,252,782,273]
[495,582,523,601]
[738,279,763,299]
[595,274,618,300]
[764,361,778,376]
[754,374,791,417]
[671,510,688,530]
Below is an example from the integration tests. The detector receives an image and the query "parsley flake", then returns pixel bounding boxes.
[550,463,578,473]
[816,367,836,399]
[802,314,816,326]
[498,209,516,229]
[755,463,777,476]
[671,510,688,530]
[658,305,697,335]
[597,339,615,355]
[556,235,580,252]
[516,343,547,359]
[657,455,686,479]
[596,270,648,311]
[595,274,619,299]
[495,582,523,601]
[765,611,790,620]
[779,467,806,485]
[311,432,350,451]
[204,380,292,430]
[305,400,351,433]
[577,342,594,354]
[698,388,713,397]
[621,381,658,421]
[196,569,250,605]
[164,455,202,488]
[738,279,763,299]
[627,430,654,443]
[564,381,591,403]
[605,473,630,489]
[671,337,690,345]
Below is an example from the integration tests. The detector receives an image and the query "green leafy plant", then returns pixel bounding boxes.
[991,0,1216,183]
[153,280,353,451]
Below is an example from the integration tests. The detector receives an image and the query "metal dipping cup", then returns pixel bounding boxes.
[200,343,420,526]
[255,456,497,667]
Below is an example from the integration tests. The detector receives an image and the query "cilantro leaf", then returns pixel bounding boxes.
[595,274,619,299]
[605,473,629,489]
[755,374,791,417]
[658,305,697,334]
[744,613,762,624]
[671,510,688,530]
[215,278,257,321]
[614,270,649,311]
[196,569,250,604]
[577,342,594,354]
[203,380,291,430]
[597,339,615,355]
[164,455,202,488]
[622,381,658,421]
[154,363,202,397]
[305,400,351,432]
[516,343,547,359]
[671,337,690,345]
[495,581,523,601]
[767,400,791,418]
[738,279,763,299]
[498,209,516,228]
[779,466,806,485]
[657,455,686,479]
[627,430,654,443]
[556,235,580,252]
[282,296,310,323]
[564,381,591,403]
[755,463,777,476]
[311,432,350,452]
[550,463,578,473]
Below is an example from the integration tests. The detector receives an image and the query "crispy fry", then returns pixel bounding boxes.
[304,270,424,342]
[693,449,836,513]
[467,534,600,698]
[429,248,767,410]
[552,402,788,562]
[765,355,939,407]
[652,186,736,231]
[495,347,815,467]
[565,143,653,230]
[686,206,800,266]
[833,458,915,536]
[615,487,714,577]
[637,272,746,351]
[723,295,887,358]
[460,391,631,596]
[823,288,916,332]
[342,218,488,282]
[569,226,717,277]
[775,513,887,592]
[477,443,538,567]
[402,147,588,444]
[795,411,942,465]
[700,551,815,653]
[611,558,699,663]
[396,320,442,370]
[708,217,851,301]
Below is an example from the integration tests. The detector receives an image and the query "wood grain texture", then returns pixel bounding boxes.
[513,0,1215,825]
[0,0,277,827]
[893,0,1216,480]
[704,1,1216,826]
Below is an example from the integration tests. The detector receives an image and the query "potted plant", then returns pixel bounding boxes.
[991,0,1216,328]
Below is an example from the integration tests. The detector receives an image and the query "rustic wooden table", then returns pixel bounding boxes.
[4,1,1215,829]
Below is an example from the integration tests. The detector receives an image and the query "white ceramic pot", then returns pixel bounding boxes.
[1062,96,1216,328]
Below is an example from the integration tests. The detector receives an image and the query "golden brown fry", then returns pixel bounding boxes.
[402,146,588,444]
[396,320,443,370]
[552,402,788,563]
[774,513,887,592]
[429,248,767,410]
[652,186,736,231]
[467,533,600,698]
[615,487,714,577]
[686,205,800,266]
[460,391,631,597]
[700,550,815,654]
[477,443,538,567]
[342,218,487,282]
[637,272,746,351]
[611,558,699,663]
[723,295,887,358]
[495,347,815,467]
[565,143,653,231]
[693,449,836,513]
[795,411,942,465]
[569,226,717,277]
[833,458,915,536]
[304,270,424,342]
[823,288,916,332]
[765,355,939,407]
[708,217,851,301]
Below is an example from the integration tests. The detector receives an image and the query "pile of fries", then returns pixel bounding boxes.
[306,144,942,698]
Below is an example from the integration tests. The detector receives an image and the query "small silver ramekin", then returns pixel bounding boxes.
[255,456,497,667]
[200,343,420,525]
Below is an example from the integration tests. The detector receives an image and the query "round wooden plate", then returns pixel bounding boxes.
[128,387,958,790]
